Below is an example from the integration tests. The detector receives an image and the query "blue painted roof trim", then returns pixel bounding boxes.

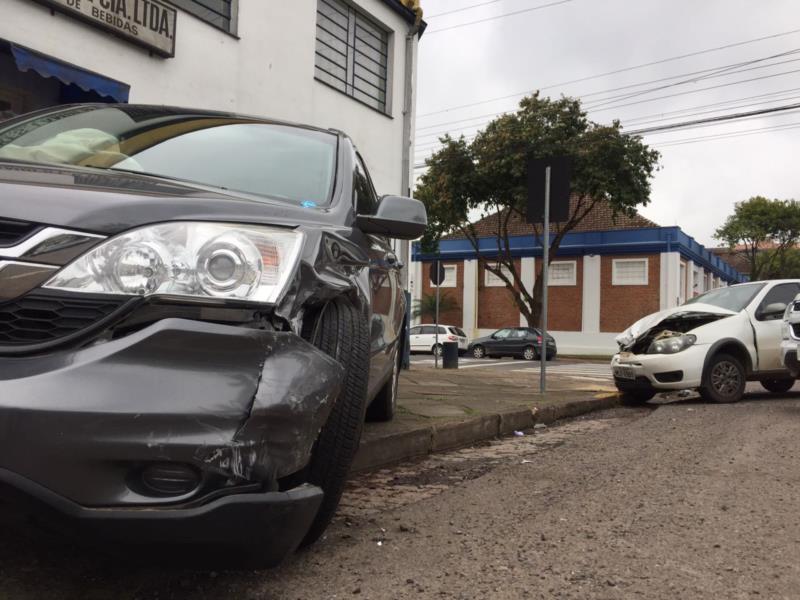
[412,226,745,283]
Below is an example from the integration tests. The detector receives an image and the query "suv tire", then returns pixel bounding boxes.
[700,353,746,403]
[760,378,795,394]
[303,297,370,546]
[472,345,485,359]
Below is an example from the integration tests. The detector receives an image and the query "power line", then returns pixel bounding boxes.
[590,67,800,112]
[417,28,800,117]
[414,120,800,167]
[652,121,800,147]
[583,51,800,110]
[417,64,800,141]
[413,101,800,157]
[626,102,800,135]
[426,0,506,19]
[621,88,800,124]
[416,52,800,137]
[425,0,573,35]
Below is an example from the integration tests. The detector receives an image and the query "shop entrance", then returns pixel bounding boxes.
[0,40,129,121]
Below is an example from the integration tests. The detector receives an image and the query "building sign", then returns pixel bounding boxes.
[34,0,177,57]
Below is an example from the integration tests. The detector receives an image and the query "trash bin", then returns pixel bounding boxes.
[442,341,459,369]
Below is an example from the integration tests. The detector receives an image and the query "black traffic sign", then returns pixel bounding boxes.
[429,260,446,286]
[526,156,572,224]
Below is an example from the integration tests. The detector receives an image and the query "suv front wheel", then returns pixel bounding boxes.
[700,353,746,403]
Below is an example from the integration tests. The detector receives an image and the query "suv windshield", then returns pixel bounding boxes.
[0,105,337,206]
[684,283,766,312]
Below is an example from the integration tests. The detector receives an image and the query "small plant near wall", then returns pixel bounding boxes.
[412,292,459,321]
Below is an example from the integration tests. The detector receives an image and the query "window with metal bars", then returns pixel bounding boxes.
[170,0,237,34]
[315,0,391,114]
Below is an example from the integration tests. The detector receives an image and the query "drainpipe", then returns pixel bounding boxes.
[399,16,421,290]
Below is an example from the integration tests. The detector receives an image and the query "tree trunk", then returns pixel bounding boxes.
[526,272,545,329]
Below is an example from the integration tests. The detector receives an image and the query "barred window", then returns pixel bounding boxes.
[315,0,390,114]
[612,258,648,286]
[170,0,237,34]
[548,261,577,286]
[485,264,512,287]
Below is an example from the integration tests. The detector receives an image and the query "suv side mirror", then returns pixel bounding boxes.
[356,195,427,240]
[761,302,788,319]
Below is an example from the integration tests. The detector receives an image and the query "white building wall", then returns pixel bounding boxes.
[462,260,478,337]
[581,255,601,333]
[659,251,681,309]
[2,0,413,196]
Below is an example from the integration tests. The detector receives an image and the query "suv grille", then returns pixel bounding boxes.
[0,218,39,247]
[0,294,127,345]
[792,323,800,338]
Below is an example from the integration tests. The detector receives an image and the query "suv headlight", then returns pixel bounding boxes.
[44,222,304,304]
[647,333,696,355]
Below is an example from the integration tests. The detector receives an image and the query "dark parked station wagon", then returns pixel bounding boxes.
[0,104,426,565]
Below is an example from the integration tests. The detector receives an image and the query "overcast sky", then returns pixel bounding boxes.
[414,0,800,247]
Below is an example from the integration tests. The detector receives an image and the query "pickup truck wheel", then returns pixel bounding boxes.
[700,353,745,403]
[366,343,400,422]
[617,388,656,406]
[472,345,485,359]
[302,297,369,546]
[760,378,795,394]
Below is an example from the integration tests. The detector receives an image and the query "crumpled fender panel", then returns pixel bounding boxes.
[0,319,343,507]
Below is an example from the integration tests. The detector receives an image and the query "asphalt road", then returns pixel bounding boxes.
[3,395,800,599]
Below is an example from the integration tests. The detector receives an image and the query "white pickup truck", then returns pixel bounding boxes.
[612,280,800,404]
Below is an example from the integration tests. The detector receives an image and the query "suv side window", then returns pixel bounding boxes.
[421,326,435,335]
[757,283,800,320]
[510,329,527,339]
[410,327,421,335]
[494,329,512,339]
[354,153,379,216]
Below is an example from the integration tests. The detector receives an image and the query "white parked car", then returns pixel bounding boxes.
[409,324,469,356]
[612,280,800,404]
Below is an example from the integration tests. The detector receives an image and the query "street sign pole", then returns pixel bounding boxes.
[540,166,550,394]
[434,268,440,369]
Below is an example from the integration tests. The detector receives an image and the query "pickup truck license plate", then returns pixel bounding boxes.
[613,366,635,380]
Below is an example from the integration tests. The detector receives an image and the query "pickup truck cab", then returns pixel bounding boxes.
[612,280,800,404]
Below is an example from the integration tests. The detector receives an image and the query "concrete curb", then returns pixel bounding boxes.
[352,394,620,473]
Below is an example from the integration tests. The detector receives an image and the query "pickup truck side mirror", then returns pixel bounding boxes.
[761,302,788,319]
[356,195,427,240]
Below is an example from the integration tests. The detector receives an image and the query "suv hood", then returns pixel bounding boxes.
[0,161,334,235]
[616,302,736,350]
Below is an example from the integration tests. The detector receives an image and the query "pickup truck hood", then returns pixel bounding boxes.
[616,303,737,348]
[0,160,336,235]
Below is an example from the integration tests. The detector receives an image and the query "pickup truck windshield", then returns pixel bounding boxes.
[0,106,337,206]
[684,283,766,312]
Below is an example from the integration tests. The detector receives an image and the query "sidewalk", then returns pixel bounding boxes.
[354,362,619,471]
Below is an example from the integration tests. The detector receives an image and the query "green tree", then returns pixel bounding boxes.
[714,196,800,280]
[415,93,660,327]
[412,291,459,321]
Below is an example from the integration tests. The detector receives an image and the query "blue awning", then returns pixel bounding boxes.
[10,44,130,103]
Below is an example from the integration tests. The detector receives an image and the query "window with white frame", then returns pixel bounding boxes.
[612,258,649,286]
[485,264,512,287]
[439,265,457,288]
[548,261,576,286]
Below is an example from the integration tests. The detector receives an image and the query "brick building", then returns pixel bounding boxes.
[411,204,745,355]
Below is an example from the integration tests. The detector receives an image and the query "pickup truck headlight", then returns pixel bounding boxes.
[44,222,303,304]
[647,333,696,354]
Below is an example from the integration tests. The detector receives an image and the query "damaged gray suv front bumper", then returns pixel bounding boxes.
[0,318,344,562]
